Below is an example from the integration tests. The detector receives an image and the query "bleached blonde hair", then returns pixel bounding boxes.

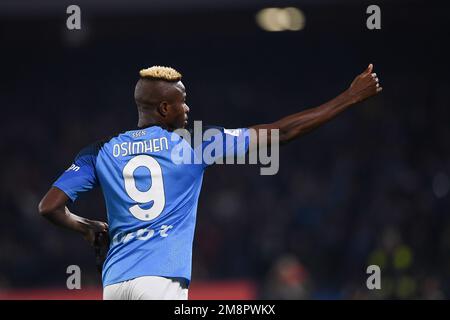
[139,66,182,81]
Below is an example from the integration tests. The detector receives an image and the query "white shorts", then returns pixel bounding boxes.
[103,276,189,300]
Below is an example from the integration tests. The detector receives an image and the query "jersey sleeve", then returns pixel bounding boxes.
[52,143,100,202]
[194,126,250,168]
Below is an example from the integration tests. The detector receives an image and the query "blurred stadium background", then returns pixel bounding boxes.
[1,0,449,299]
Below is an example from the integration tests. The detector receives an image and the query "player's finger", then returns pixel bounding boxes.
[366,64,373,74]
[377,86,383,92]
[96,221,108,231]
[371,73,377,78]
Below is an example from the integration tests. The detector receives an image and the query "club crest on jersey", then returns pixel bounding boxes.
[132,130,146,138]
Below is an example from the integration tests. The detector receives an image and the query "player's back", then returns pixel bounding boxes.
[95,126,204,286]
[53,124,250,287]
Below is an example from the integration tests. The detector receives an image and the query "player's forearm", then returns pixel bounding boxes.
[252,90,356,145]
[40,206,90,235]
[251,64,382,146]
[39,187,108,246]
[274,90,355,144]
[38,187,89,235]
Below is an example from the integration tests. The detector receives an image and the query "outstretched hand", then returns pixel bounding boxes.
[347,64,382,103]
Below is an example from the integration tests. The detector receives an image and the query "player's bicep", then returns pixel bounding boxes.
[248,126,260,153]
[199,127,250,168]
[39,186,70,213]
[248,123,280,150]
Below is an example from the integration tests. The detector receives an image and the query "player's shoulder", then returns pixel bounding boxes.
[76,136,114,159]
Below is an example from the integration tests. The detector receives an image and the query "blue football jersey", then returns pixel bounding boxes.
[53,125,250,287]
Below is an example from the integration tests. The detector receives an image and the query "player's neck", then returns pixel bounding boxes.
[137,118,169,131]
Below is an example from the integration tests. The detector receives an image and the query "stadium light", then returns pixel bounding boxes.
[285,7,305,31]
[256,7,305,32]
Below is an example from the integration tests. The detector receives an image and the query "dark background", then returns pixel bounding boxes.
[1,0,449,299]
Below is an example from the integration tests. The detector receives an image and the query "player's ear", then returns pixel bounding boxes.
[158,101,170,117]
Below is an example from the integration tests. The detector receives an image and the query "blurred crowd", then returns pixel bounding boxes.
[1,4,449,299]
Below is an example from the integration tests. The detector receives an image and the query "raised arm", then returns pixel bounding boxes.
[250,64,382,146]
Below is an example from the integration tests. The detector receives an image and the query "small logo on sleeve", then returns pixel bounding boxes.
[66,164,80,172]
